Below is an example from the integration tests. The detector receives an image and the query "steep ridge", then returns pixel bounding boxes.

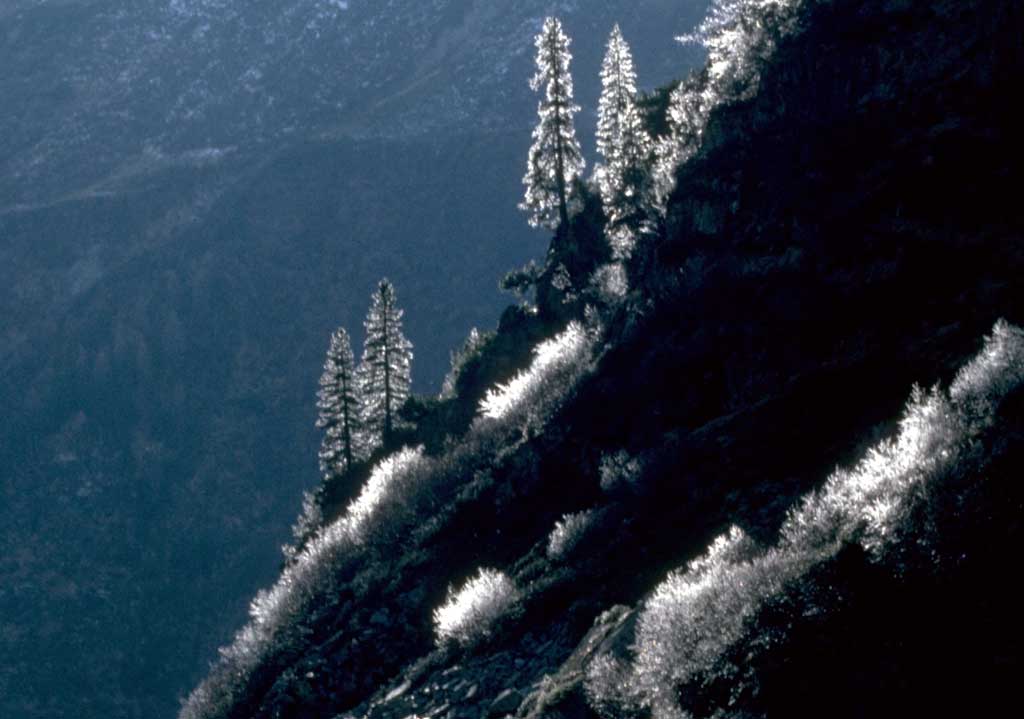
[182,0,1023,718]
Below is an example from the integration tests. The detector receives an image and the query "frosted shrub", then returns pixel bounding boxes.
[780,385,961,557]
[181,509,360,719]
[680,0,800,103]
[547,510,596,561]
[654,0,804,207]
[180,446,430,719]
[586,653,642,717]
[478,321,595,425]
[281,489,323,561]
[591,262,629,304]
[433,568,520,647]
[587,321,1024,719]
[599,450,643,492]
[950,319,1024,422]
[342,446,428,541]
[629,527,779,717]
[439,327,489,400]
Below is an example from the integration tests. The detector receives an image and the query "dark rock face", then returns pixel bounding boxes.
[178,1,1023,718]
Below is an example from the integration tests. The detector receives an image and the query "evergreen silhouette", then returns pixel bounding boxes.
[359,279,413,446]
[315,327,363,478]
[596,24,655,256]
[520,17,585,232]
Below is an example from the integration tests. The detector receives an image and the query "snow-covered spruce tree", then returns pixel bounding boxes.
[359,279,413,447]
[315,327,364,479]
[596,24,656,256]
[520,16,586,232]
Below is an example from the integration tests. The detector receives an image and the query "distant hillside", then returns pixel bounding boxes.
[0,0,706,207]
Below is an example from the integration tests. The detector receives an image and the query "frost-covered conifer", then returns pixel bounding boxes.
[520,17,585,231]
[359,279,413,446]
[316,327,363,479]
[652,75,709,213]
[596,24,656,256]
[653,0,802,209]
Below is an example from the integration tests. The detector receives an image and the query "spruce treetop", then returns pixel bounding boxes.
[596,24,640,164]
[596,24,655,256]
[360,278,413,444]
[316,326,363,477]
[520,16,585,232]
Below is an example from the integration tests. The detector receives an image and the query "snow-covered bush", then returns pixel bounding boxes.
[477,321,596,426]
[630,526,777,718]
[547,510,596,561]
[680,0,800,103]
[586,652,641,717]
[950,318,1024,422]
[433,568,521,647]
[587,321,1024,719]
[654,0,805,208]
[599,449,643,492]
[281,489,323,561]
[439,327,490,400]
[590,262,629,304]
[180,446,430,719]
[342,445,428,541]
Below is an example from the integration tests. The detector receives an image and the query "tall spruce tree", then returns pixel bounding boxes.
[359,279,413,446]
[316,327,363,479]
[596,24,655,256]
[520,16,585,232]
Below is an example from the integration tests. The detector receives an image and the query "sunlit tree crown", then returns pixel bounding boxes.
[316,327,365,478]
[359,278,413,445]
[596,24,655,256]
[597,24,641,163]
[520,16,585,231]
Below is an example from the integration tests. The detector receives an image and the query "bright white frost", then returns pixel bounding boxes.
[520,16,586,230]
[180,445,429,719]
[479,321,591,421]
[547,510,596,560]
[316,326,364,479]
[588,321,1024,719]
[596,24,656,257]
[360,279,413,445]
[654,0,804,209]
[281,489,323,561]
[342,445,426,539]
[433,568,520,646]
[678,0,800,98]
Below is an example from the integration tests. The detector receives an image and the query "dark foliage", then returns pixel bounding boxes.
[636,82,678,140]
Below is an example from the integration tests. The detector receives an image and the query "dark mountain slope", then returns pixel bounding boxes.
[182,0,1023,718]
